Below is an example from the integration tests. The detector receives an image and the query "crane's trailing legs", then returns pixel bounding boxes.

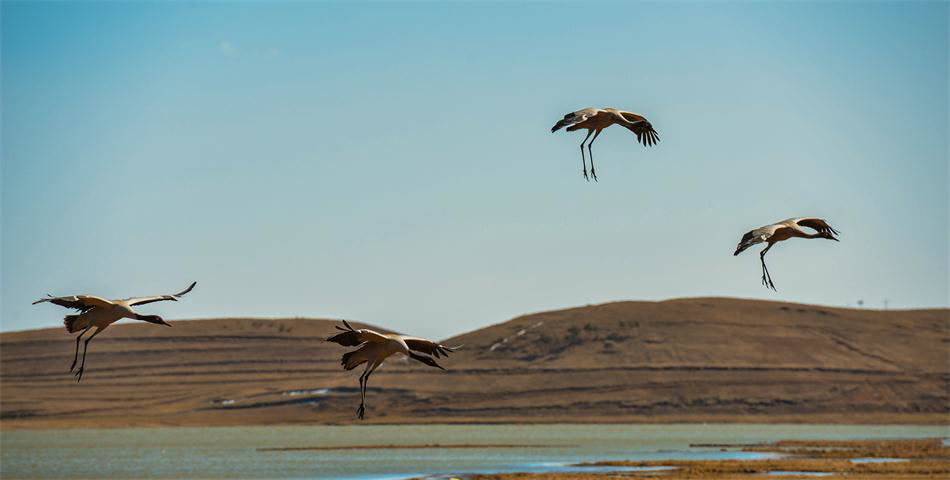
[70,326,93,372]
[579,130,593,181]
[75,328,103,382]
[357,369,368,420]
[587,129,603,182]
[760,244,776,291]
[357,361,380,420]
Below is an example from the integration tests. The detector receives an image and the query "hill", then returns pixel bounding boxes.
[1,298,946,428]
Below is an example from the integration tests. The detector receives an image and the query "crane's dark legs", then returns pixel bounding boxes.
[587,129,603,182]
[760,244,776,291]
[74,328,102,382]
[356,370,369,420]
[357,363,380,420]
[579,130,594,181]
[70,326,92,372]
[357,370,368,420]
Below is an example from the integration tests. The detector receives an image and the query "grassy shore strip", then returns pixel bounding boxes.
[455,439,950,479]
[462,460,950,479]
[742,438,950,459]
[258,444,566,451]
[582,459,950,475]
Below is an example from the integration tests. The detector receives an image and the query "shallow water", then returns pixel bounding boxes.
[849,457,910,463]
[1,424,946,479]
[766,472,834,477]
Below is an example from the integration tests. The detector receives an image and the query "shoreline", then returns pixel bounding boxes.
[2,416,948,432]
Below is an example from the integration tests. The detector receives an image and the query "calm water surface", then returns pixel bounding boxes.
[2,424,946,479]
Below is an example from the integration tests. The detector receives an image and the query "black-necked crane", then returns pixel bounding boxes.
[734,218,840,290]
[326,320,460,420]
[32,281,196,381]
[551,107,659,181]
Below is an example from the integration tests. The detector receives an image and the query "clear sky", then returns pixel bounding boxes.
[2,1,947,339]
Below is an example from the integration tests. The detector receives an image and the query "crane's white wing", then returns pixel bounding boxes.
[121,281,197,306]
[32,295,114,312]
[551,108,603,132]
[758,222,788,237]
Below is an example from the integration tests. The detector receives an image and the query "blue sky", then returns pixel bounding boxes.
[2,2,947,339]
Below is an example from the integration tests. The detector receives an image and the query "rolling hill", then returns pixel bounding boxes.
[1,298,946,428]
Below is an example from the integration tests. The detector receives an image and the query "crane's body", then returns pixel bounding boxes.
[340,334,411,376]
[62,300,143,332]
[327,320,459,420]
[33,282,196,381]
[551,107,659,181]
[734,218,840,290]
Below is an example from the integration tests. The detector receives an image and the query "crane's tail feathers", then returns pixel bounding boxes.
[331,319,357,334]
[64,315,81,333]
[551,113,576,133]
[340,351,366,371]
[328,319,366,347]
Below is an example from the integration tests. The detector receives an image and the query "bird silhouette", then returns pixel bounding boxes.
[734,218,840,290]
[551,107,659,181]
[326,320,459,420]
[33,282,196,381]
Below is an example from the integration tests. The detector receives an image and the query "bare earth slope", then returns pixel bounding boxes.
[1,298,946,428]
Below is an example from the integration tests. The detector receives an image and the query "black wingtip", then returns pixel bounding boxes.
[176,281,197,297]
[342,319,354,331]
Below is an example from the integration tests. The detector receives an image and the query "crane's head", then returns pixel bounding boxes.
[138,314,172,327]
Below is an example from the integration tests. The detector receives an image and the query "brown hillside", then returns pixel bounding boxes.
[1,298,947,428]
